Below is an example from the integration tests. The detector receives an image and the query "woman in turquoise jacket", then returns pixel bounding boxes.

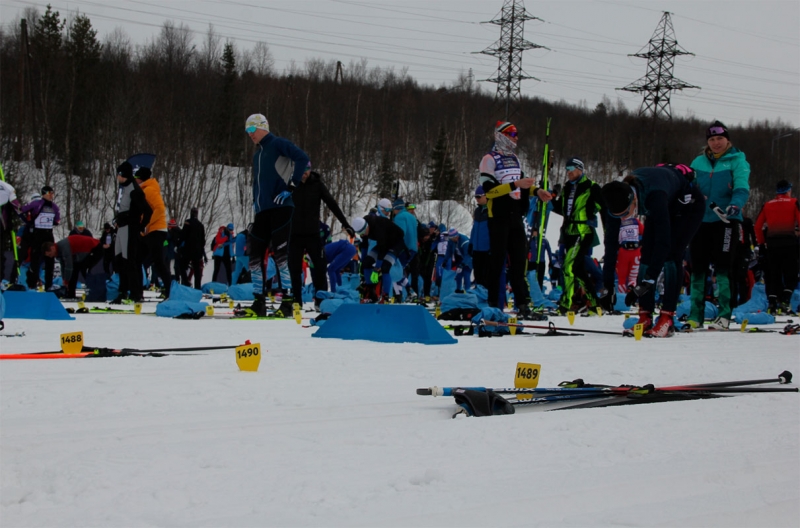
[688,121,751,330]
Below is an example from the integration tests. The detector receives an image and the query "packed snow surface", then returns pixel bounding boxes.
[1,305,798,527]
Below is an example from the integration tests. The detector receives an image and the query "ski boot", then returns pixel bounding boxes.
[234,295,267,317]
[274,297,295,318]
[707,316,730,331]
[645,310,675,338]
[624,309,653,336]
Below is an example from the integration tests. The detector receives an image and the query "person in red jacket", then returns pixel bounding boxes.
[43,235,103,299]
[754,179,800,313]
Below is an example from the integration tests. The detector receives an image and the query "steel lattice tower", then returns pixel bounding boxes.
[618,11,699,120]
[477,0,547,119]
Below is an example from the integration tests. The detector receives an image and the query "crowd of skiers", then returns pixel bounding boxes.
[0,116,798,337]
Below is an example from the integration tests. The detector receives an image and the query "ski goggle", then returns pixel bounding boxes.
[245,126,257,134]
[708,126,726,136]
[565,165,577,172]
[505,130,518,138]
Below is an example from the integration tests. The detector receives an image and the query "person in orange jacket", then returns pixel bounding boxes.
[135,167,171,297]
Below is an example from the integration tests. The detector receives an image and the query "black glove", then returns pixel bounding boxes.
[598,288,616,312]
[344,226,355,238]
[625,279,654,306]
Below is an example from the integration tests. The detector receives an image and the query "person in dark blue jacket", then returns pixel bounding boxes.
[243,113,309,317]
[470,185,490,289]
[601,164,705,337]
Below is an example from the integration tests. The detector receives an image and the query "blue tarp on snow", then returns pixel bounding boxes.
[2,291,74,320]
[169,281,203,302]
[155,300,209,318]
[313,304,456,345]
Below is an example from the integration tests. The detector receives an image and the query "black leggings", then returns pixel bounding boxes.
[487,215,529,308]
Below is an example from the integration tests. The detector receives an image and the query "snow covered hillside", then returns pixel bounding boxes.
[1,309,798,527]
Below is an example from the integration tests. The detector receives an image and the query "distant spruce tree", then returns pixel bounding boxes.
[427,127,458,200]
[376,150,395,199]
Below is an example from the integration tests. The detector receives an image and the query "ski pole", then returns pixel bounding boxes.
[418,380,798,397]
[480,319,623,336]
[657,370,792,390]
[418,386,630,397]
[11,344,241,356]
[116,344,241,354]
[510,392,614,407]
[0,162,22,280]
[535,117,552,265]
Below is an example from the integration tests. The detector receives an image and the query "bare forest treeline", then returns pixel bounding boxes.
[1,8,798,234]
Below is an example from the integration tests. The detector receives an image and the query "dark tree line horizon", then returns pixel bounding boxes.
[1,6,798,235]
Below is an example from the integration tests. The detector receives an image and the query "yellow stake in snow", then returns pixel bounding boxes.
[508,316,517,336]
[205,305,214,316]
[293,303,302,324]
[566,311,575,325]
[60,331,84,354]
[235,342,261,371]
[514,362,541,400]
[633,323,644,341]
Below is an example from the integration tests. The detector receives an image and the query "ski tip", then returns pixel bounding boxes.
[416,388,433,396]
[779,371,792,384]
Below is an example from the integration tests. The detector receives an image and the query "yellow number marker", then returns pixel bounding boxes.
[134,302,142,315]
[633,323,644,341]
[60,331,84,354]
[293,303,302,324]
[77,300,85,310]
[508,316,517,336]
[566,311,575,325]
[740,319,749,332]
[434,304,441,319]
[229,299,234,309]
[205,305,214,316]
[235,342,262,372]
[514,362,541,400]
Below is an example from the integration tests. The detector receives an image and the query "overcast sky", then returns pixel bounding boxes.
[2,0,798,128]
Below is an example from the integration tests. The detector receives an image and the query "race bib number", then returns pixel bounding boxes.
[34,211,55,229]
[619,222,640,245]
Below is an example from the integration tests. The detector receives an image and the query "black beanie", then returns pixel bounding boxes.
[706,120,729,140]
[135,167,152,181]
[117,162,134,180]
[776,179,792,194]
[602,181,634,216]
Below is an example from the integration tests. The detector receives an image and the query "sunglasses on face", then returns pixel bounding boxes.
[245,126,257,134]
[708,126,726,136]
[504,131,518,138]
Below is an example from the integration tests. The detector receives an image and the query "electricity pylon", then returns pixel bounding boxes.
[618,11,699,120]
[477,0,547,120]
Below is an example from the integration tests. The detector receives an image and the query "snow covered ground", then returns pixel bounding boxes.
[1,303,798,527]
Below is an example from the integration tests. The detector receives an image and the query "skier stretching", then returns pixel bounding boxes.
[601,164,705,337]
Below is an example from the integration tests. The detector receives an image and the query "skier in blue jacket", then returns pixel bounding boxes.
[242,113,310,317]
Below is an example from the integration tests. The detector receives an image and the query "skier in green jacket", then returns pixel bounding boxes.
[550,156,604,314]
